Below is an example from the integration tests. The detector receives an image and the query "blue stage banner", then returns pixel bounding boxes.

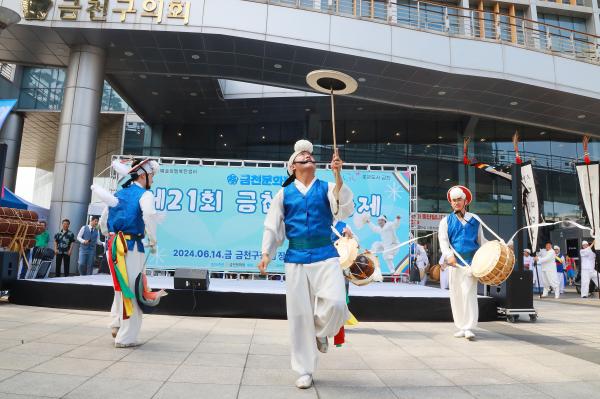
[0,99,17,130]
[147,164,413,274]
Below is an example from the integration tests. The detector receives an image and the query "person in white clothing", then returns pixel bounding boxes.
[94,158,164,348]
[257,140,354,389]
[415,243,429,285]
[368,215,401,274]
[438,185,486,341]
[535,242,560,298]
[579,240,598,298]
[438,253,449,290]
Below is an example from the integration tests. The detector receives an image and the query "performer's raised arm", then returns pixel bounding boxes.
[328,152,354,220]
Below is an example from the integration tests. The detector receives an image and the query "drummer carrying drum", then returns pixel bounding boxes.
[438,185,486,341]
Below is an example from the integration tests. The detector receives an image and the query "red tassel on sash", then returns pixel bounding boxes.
[334,326,345,346]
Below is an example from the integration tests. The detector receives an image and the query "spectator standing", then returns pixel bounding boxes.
[77,216,102,276]
[54,219,75,277]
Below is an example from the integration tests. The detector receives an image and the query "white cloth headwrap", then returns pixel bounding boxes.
[287,140,313,175]
[449,186,466,200]
[139,160,160,175]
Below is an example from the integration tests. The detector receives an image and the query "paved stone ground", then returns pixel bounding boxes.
[0,293,599,399]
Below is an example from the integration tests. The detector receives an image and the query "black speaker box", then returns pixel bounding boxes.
[489,270,533,309]
[174,268,210,290]
[0,251,19,290]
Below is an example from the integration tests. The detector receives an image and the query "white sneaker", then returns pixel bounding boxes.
[453,330,465,338]
[464,330,475,340]
[295,374,313,389]
[316,337,328,353]
[554,293,560,299]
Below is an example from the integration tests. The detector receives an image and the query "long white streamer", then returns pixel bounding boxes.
[374,232,437,255]
[508,220,593,248]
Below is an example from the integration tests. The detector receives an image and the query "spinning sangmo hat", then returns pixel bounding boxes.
[447,185,472,205]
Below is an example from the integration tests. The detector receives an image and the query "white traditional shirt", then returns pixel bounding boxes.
[368,217,401,247]
[580,247,597,271]
[537,248,556,270]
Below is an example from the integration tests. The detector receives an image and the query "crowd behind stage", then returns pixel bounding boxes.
[19,217,599,299]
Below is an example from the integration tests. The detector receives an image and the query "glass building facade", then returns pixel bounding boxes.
[17,67,128,112]
[121,105,598,223]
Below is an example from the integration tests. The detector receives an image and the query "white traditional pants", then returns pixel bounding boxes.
[449,266,478,331]
[440,267,449,290]
[541,267,559,297]
[580,269,600,297]
[110,246,145,345]
[285,257,349,376]
[558,270,565,293]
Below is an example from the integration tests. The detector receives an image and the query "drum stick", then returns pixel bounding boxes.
[330,88,336,152]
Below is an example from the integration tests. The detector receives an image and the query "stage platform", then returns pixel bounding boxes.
[8,275,498,322]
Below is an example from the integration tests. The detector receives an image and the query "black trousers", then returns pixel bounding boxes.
[55,254,70,277]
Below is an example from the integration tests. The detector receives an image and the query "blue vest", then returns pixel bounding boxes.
[107,184,146,251]
[80,225,99,253]
[283,179,339,264]
[446,213,480,265]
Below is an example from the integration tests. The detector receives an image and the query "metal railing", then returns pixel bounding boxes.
[254,0,600,65]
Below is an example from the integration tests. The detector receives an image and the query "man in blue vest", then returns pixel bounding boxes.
[438,185,485,341]
[99,158,160,348]
[258,140,354,389]
[76,216,102,275]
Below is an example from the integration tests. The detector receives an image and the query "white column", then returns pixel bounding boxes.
[49,45,105,274]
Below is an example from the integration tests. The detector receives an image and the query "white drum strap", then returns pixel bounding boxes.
[471,214,504,243]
